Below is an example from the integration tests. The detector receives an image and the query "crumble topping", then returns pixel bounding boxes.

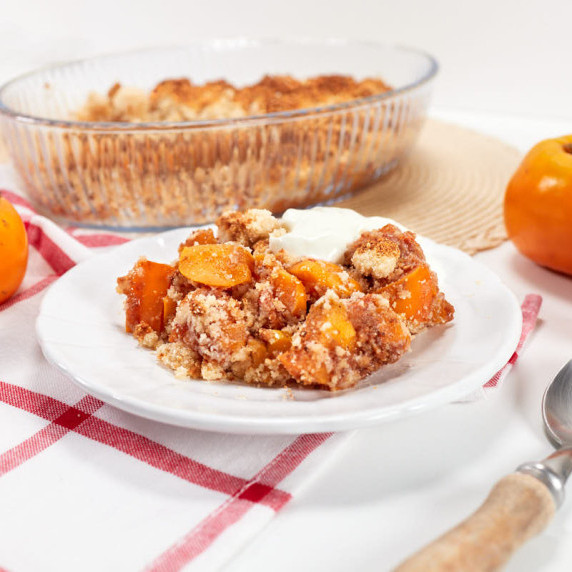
[117,208,454,391]
[217,209,286,248]
[77,75,393,123]
[351,239,400,280]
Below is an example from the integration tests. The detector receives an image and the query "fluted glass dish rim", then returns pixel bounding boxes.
[0,38,438,131]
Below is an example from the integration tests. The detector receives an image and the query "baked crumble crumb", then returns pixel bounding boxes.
[156,341,201,378]
[216,209,286,247]
[351,238,400,279]
[77,74,393,123]
[117,209,454,391]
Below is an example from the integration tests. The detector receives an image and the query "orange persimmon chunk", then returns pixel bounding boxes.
[271,268,307,316]
[380,263,438,323]
[288,259,362,299]
[280,296,356,386]
[119,259,175,333]
[247,338,267,367]
[260,329,293,355]
[317,301,357,351]
[162,295,178,324]
[179,244,254,287]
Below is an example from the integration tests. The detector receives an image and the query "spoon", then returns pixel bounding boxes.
[395,360,572,572]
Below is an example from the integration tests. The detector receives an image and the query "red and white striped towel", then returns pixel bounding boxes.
[0,188,541,571]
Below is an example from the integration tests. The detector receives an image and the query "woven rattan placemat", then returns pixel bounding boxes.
[339,119,522,254]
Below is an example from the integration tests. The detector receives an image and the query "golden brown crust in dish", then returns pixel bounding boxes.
[116,209,454,391]
[15,73,422,229]
[77,75,393,122]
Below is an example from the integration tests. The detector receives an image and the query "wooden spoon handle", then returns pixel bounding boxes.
[394,473,555,572]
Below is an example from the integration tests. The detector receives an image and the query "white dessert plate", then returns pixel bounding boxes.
[36,227,522,434]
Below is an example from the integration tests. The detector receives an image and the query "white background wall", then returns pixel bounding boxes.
[0,0,569,119]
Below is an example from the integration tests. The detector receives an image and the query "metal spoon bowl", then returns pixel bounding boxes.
[543,360,572,447]
[519,359,572,508]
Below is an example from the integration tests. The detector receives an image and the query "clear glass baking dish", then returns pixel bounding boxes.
[0,39,437,229]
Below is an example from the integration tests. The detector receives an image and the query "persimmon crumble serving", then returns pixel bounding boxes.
[117,209,454,391]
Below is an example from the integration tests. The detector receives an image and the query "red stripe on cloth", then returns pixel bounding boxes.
[0,275,58,312]
[25,222,76,275]
[0,395,103,476]
[484,294,542,388]
[0,383,290,509]
[0,383,84,421]
[65,226,130,247]
[0,424,70,475]
[484,369,503,388]
[147,433,332,572]
[0,190,35,212]
[151,499,253,572]
[74,416,290,510]
[252,433,333,493]
[515,294,542,353]
[73,234,130,247]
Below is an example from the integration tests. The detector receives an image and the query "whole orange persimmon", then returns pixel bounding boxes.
[504,136,572,275]
[0,196,28,303]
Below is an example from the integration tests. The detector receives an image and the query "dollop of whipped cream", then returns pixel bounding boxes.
[269,207,406,263]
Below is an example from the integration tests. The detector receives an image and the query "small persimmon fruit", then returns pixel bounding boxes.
[504,136,572,275]
[0,196,28,304]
